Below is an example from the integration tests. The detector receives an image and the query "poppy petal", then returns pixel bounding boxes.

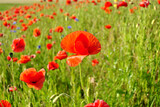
[75,33,89,55]
[66,55,86,67]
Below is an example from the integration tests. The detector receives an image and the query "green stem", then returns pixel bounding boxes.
[79,64,84,90]
[71,68,76,107]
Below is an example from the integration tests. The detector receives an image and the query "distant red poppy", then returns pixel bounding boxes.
[0,100,11,107]
[54,50,68,60]
[7,56,11,61]
[139,0,150,8]
[158,0,160,4]
[17,55,31,64]
[9,86,17,92]
[104,2,112,8]
[25,14,31,19]
[0,48,3,55]
[12,57,18,62]
[92,59,99,66]
[11,38,25,53]
[48,0,52,2]
[47,61,59,71]
[46,43,53,50]
[73,0,78,2]
[66,0,71,5]
[61,31,101,67]
[20,68,45,90]
[47,35,52,39]
[36,50,41,54]
[0,33,3,37]
[3,21,8,27]
[60,8,63,13]
[117,1,128,9]
[84,99,109,107]
[105,25,111,29]
[55,26,63,33]
[33,28,41,37]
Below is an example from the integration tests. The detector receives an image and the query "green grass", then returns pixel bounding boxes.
[0,1,160,107]
[0,3,30,11]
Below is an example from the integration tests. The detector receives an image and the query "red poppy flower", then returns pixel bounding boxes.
[54,50,68,60]
[0,33,3,37]
[17,55,31,64]
[20,68,45,90]
[9,86,17,92]
[117,1,128,9]
[25,14,31,19]
[12,57,18,62]
[22,26,28,31]
[66,0,71,5]
[46,43,53,50]
[36,50,41,54]
[73,0,78,2]
[105,25,111,29]
[55,26,63,33]
[7,56,11,61]
[33,28,41,37]
[47,35,52,39]
[11,38,25,53]
[139,0,150,8]
[92,59,99,66]
[61,31,101,67]
[48,0,52,2]
[0,48,3,55]
[84,99,109,107]
[47,61,59,71]
[0,100,11,107]
[104,2,112,8]
[3,21,8,27]
[158,0,160,4]
[60,8,63,13]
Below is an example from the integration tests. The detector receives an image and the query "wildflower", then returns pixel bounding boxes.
[0,100,11,107]
[54,50,68,60]
[11,38,25,53]
[17,55,31,64]
[20,68,45,90]
[61,31,101,67]
[47,61,59,71]
[84,99,109,107]
[33,28,41,37]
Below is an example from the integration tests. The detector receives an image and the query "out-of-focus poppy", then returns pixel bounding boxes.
[7,56,11,61]
[0,100,11,107]
[11,38,25,53]
[92,59,99,66]
[139,0,150,8]
[55,26,63,33]
[36,50,41,54]
[17,55,31,64]
[105,2,112,8]
[60,8,63,13]
[158,0,160,4]
[33,28,41,37]
[0,33,3,37]
[73,0,78,2]
[66,0,71,5]
[46,43,53,50]
[84,99,109,107]
[54,50,68,60]
[12,57,18,62]
[9,86,17,92]
[47,35,52,39]
[48,0,52,2]
[20,68,45,90]
[0,48,3,55]
[61,31,101,67]
[47,61,59,71]
[117,1,128,9]
[105,25,111,29]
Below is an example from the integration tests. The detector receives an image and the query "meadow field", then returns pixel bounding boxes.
[0,0,160,107]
